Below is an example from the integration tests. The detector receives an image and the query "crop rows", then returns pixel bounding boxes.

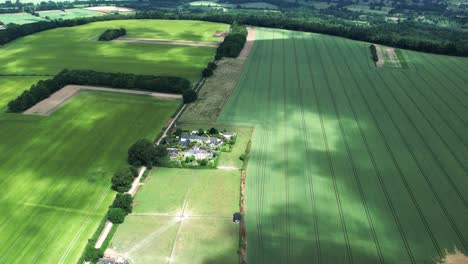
[218,27,468,263]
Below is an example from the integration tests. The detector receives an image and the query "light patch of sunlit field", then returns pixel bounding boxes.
[110,168,240,264]
[0,20,227,81]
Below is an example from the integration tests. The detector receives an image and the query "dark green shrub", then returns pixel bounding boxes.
[207,62,217,70]
[82,241,104,262]
[202,68,213,78]
[183,90,198,104]
[98,28,126,41]
[111,167,135,193]
[128,139,167,167]
[111,193,133,214]
[107,208,126,224]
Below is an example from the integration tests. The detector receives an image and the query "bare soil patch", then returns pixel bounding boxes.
[113,37,219,48]
[24,85,182,116]
[213,31,227,37]
[237,27,256,60]
[375,45,402,68]
[436,247,468,264]
[84,6,135,13]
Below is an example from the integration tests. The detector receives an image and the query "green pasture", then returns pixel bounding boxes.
[218,27,468,263]
[122,19,229,41]
[0,76,43,110]
[111,168,240,263]
[0,12,46,25]
[0,89,179,263]
[0,20,225,81]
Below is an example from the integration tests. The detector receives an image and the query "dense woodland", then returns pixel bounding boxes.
[7,70,191,112]
[0,8,466,56]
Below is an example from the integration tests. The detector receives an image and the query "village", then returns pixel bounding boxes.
[161,127,236,168]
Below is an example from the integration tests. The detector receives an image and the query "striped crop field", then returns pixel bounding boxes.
[217,28,468,263]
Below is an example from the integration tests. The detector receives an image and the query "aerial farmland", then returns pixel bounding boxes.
[0,1,467,263]
[218,27,468,263]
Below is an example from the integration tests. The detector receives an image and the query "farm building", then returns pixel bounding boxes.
[180,135,223,147]
[183,146,214,160]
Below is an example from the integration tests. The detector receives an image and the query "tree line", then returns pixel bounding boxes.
[1,9,467,56]
[216,22,247,59]
[98,28,126,41]
[7,69,191,113]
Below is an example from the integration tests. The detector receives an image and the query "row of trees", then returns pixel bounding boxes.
[216,23,248,59]
[1,9,466,56]
[7,69,191,112]
[98,28,126,41]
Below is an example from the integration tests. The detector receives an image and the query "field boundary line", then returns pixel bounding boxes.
[373,71,468,251]
[24,85,182,116]
[313,35,384,263]
[341,40,443,258]
[332,37,415,263]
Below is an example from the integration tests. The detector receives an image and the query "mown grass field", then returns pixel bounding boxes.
[111,168,240,264]
[0,90,179,263]
[218,27,468,263]
[0,20,226,81]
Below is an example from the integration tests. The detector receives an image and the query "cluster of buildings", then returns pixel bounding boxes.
[167,131,236,162]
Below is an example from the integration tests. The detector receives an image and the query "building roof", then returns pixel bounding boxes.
[181,135,222,144]
[0,25,6,30]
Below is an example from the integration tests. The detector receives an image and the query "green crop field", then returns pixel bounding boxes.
[111,168,240,263]
[218,27,468,263]
[0,88,179,263]
[0,12,46,25]
[0,20,226,81]
[37,8,105,20]
[0,76,43,110]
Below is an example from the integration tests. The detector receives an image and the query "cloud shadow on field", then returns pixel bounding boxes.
[217,29,468,263]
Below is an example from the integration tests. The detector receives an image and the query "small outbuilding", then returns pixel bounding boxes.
[233,212,241,223]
